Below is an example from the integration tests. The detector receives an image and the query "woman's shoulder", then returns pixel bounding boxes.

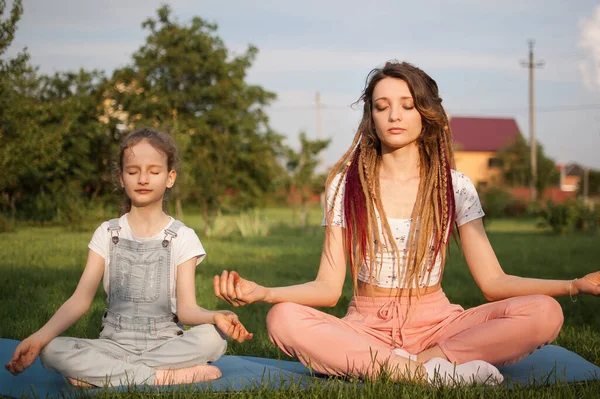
[326,171,346,193]
[450,168,469,181]
[450,169,476,189]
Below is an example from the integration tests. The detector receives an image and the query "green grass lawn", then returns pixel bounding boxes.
[1,210,599,398]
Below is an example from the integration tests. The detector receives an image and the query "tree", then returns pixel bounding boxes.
[285,132,330,226]
[0,0,45,217]
[105,5,284,233]
[1,1,116,224]
[496,134,559,196]
[577,168,600,199]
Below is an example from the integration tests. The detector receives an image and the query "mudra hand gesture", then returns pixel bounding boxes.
[573,271,600,296]
[213,271,271,307]
[5,335,43,375]
[213,311,254,343]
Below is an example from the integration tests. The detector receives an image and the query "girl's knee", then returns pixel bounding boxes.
[39,338,67,370]
[188,324,227,360]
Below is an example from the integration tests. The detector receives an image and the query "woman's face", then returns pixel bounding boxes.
[371,77,423,152]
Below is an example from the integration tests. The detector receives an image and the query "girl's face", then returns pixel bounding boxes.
[120,139,176,209]
[371,77,423,153]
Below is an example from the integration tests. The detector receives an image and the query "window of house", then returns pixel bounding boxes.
[488,157,503,168]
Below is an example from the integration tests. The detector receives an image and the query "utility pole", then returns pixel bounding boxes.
[521,40,544,202]
[315,91,323,170]
[583,166,590,205]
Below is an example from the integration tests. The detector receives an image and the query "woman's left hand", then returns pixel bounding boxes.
[573,271,600,296]
[213,311,254,343]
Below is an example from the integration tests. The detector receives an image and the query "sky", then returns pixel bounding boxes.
[6,0,600,170]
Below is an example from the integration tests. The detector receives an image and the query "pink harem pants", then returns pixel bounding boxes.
[266,290,563,378]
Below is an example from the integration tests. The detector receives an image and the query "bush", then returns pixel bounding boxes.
[54,184,88,231]
[479,186,527,219]
[204,210,236,238]
[0,214,15,233]
[537,199,599,235]
[573,201,600,234]
[235,209,270,238]
[504,197,528,218]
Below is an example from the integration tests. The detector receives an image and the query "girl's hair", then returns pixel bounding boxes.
[116,128,180,215]
[325,61,456,297]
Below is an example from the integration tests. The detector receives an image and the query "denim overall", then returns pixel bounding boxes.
[40,218,227,386]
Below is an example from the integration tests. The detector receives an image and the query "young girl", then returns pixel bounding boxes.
[213,62,600,385]
[5,128,253,387]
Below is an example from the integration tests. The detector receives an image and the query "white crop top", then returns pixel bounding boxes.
[321,169,484,289]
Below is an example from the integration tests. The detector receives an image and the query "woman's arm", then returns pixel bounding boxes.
[214,226,347,308]
[460,218,599,301]
[5,249,105,375]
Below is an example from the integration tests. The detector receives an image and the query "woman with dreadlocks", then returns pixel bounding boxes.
[213,61,600,385]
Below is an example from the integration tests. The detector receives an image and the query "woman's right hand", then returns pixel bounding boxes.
[5,335,44,376]
[213,271,271,307]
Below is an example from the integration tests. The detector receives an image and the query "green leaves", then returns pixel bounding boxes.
[496,134,559,194]
[0,3,285,227]
[285,131,331,226]
[104,5,283,232]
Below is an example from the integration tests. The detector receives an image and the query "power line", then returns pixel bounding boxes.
[268,103,600,113]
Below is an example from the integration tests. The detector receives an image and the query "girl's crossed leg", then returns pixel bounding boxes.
[40,324,227,387]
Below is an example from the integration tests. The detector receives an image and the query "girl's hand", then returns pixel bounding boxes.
[5,336,44,375]
[213,271,270,307]
[573,271,600,296]
[213,311,254,343]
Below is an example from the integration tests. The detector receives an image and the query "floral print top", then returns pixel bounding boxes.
[321,169,485,288]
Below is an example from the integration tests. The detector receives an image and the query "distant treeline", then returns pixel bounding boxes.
[0,3,329,232]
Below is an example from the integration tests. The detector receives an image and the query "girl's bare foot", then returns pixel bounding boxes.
[154,364,222,385]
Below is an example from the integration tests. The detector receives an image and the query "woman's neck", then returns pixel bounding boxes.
[379,142,420,181]
[127,204,171,238]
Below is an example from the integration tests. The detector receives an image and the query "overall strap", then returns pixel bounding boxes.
[162,220,185,248]
[107,218,121,245]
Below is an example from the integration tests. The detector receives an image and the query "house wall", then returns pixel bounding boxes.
[560,175,580,192]
[454,151,503,187]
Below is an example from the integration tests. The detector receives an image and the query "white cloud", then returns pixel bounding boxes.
[578,5,600,90]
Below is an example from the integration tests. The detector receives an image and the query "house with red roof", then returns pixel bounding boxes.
[450,116,521,188]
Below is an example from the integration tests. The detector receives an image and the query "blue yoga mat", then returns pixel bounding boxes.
[1,338,598,397]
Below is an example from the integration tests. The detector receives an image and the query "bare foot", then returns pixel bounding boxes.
[154,364,222,385]
[68,377,95,387]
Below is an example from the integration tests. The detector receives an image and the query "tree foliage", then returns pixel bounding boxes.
[103,5,284,232]
[285,131,330,226]
[496,134,559,195]
[0,4,288,228]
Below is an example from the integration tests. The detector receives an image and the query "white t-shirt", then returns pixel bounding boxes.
[322,169,485,288]
[88,214,206,313]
